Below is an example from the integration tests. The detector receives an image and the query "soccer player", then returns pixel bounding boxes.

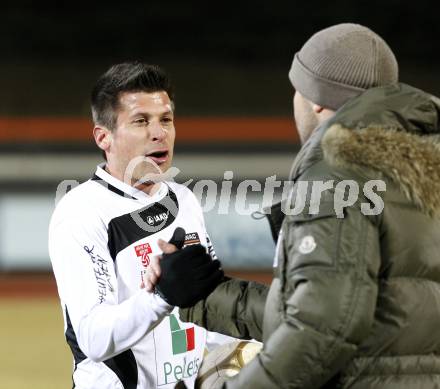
[49,62,228,389]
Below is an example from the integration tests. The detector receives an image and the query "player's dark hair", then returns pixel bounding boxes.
[91,62,174,130]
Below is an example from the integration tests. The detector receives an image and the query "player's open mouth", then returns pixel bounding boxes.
[145,149,169,165]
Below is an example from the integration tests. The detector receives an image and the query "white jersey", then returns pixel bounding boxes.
[49,165,232,389]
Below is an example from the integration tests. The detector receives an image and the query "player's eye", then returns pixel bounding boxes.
[161,117,173,124]
[133,118,148,125]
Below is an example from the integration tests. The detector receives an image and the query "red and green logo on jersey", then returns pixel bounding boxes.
[134,243,152,267]
[169,314,195,355]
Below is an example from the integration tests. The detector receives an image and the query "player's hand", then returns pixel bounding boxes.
[144,227,185,292]
[156,246,224,307]
[158,238,179,254]
[144,255,161,292]
[154,230,224,308]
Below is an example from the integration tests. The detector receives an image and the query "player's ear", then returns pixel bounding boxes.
[93,125,112,154]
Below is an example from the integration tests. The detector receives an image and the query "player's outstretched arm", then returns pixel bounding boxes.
[155,244,225,308]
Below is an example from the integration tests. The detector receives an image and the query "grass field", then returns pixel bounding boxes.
[0,298,72,389]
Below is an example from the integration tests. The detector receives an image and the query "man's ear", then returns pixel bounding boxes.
[312,103,325,114]
[93,125,112,154]
[312,104,336,123]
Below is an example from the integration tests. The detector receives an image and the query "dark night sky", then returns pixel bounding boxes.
[0,1,439,116]
[1,1,438,62]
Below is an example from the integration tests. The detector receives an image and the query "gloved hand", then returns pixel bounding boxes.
[155,229,224,308]
[167,226,186,250]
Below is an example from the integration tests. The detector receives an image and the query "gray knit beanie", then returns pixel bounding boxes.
[289,23,398,110]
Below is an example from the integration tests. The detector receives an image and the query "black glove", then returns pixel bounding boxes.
[168,227,186,250]
[156,229,224,308]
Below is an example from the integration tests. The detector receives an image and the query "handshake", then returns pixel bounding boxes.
[146,227,224,308]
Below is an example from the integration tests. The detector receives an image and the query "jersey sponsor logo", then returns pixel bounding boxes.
[146,212,169,226]
[169,314,195,354]
[163,355,200,385]
[160,314,199,385]
[184,232,201,246]
[134,243,152,267]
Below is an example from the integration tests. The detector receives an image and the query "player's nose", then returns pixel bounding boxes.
[149,121,167,142]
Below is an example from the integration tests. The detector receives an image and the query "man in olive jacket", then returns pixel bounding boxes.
[152,24,440,388]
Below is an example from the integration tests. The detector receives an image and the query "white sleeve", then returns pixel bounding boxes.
[205,233,218,260]
[184,185,218,260]
[49,214,173,362]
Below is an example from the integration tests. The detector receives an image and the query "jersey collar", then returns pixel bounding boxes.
[93,163,168,202]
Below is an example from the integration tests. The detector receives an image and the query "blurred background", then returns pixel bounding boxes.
[1,1,439,387]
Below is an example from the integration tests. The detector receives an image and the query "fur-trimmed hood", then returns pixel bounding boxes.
[322,124,440,217]
[296,83,440,217]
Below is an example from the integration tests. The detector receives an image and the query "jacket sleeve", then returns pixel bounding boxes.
[225,202,381,388]
[180,278,269,342]
[49,215,172,362]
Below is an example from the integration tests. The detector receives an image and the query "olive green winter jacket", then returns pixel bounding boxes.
[181,84,440,388]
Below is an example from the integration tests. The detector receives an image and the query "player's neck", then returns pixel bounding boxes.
[104,164,161,196]
[133,181,161,196]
